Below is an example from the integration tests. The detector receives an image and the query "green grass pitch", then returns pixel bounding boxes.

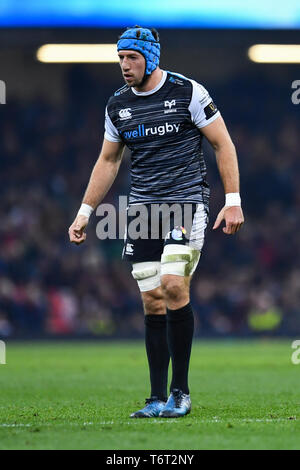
[0,340,299,450]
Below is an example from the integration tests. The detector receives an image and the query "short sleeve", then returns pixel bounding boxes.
[188,80,220,129]
[104,107,122,143]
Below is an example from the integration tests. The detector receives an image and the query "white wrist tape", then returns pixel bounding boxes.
[225,193,241,207]
[77,203,94,219]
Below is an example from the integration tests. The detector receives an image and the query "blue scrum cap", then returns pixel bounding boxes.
[117,27,160,75]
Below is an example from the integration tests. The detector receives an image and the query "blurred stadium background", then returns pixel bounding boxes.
[0,0,299,340]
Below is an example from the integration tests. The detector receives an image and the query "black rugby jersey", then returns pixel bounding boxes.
[104,70,220,210]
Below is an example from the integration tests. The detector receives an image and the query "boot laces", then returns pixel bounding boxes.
[145,397,159,405]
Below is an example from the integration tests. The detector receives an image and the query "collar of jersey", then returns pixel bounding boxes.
[131,70,167,96]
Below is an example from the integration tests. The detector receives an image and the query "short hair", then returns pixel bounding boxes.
[119,25,159,42]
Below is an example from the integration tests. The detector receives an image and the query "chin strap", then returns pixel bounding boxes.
[139,70,151,87]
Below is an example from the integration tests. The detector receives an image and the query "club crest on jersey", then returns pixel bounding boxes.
[119,108,132,120]
[164,100,177,114]
[164,100,176,109]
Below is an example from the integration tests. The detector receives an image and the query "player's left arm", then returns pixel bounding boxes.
[200,115,244,235]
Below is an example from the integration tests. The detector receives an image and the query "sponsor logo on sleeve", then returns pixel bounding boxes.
[204,101,218,120]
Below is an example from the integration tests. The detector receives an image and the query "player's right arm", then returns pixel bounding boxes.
[68,138,125,245]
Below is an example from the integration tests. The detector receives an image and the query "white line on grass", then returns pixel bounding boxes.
[0,424,32,427]
[0,417,297,428]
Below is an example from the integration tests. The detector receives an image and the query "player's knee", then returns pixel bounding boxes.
[161,275,189,304]
[142,290,166,315]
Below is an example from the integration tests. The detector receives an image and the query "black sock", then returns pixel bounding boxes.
[167,302,194,395]
[144,314,170,402]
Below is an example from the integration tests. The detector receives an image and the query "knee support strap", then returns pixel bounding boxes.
[131,261,161,292]
[161,244,200,277]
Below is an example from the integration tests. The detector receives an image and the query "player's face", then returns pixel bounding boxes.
[118,50,146,87]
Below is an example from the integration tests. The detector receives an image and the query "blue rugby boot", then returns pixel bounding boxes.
[130,397,166,418]
[159,389,191,418]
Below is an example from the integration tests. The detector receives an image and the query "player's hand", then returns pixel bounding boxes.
[212,206,244,234]
[68,215,89,245]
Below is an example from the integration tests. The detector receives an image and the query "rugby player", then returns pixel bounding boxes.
[69,26,244,418]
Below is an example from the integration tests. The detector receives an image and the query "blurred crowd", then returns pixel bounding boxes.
[0,68,299,338]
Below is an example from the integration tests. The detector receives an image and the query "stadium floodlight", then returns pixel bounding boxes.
[248,44,300,63]
[36,44,119,63]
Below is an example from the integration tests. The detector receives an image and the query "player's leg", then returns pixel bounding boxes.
[129,261,170,418]
[161,272,194,399]
[141,286,170,402]
[159,203,208,417]
[159,259,198,418]
[123,205,170,417]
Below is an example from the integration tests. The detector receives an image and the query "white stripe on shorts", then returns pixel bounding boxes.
[188,203,208,251]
